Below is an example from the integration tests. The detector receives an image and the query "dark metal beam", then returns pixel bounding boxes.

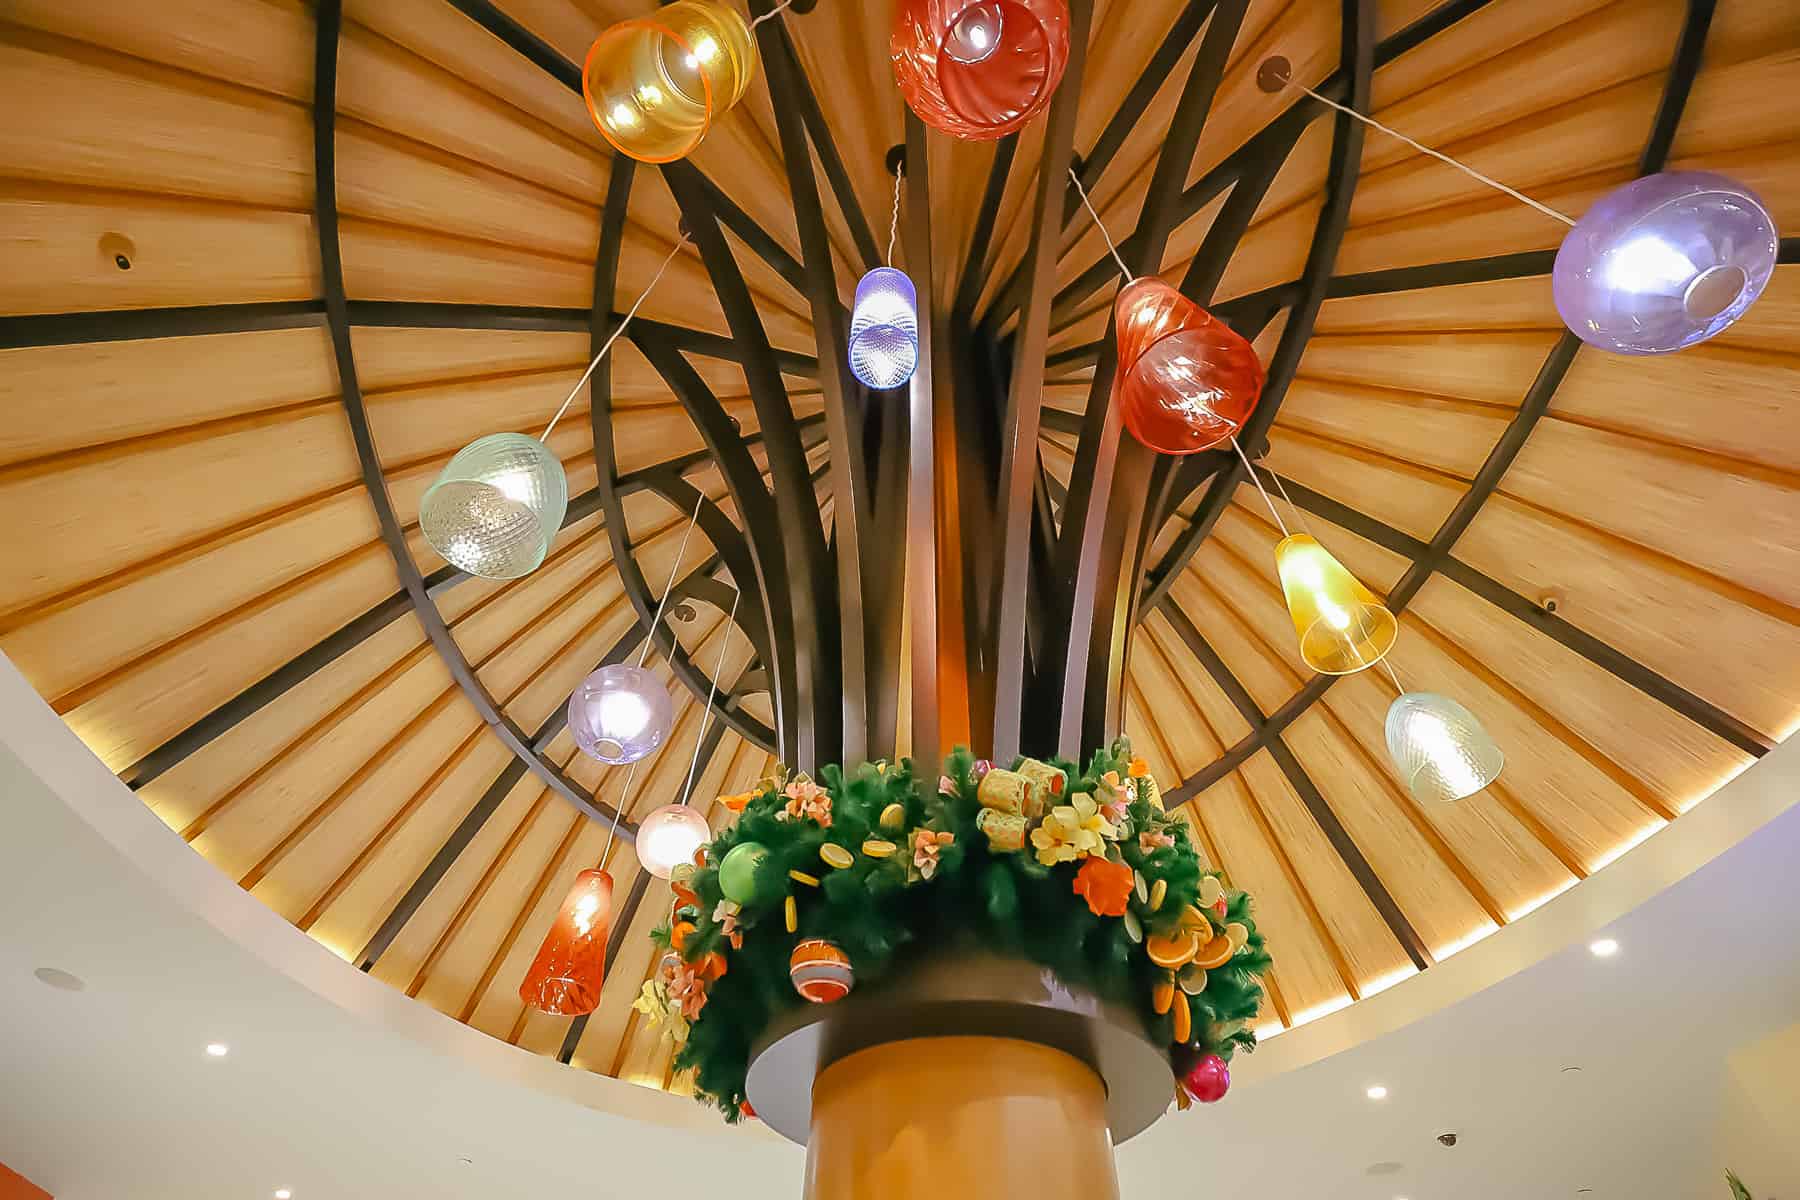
[951,133,1020,323]
[662,161,834,770]
[752,0,871,766]
[987,0,1095,763]
[314,0,623,832]
[0,301,324,350]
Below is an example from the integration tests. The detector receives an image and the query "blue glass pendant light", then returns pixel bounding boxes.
[848,266,919,389]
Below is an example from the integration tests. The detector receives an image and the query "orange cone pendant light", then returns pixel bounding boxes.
[1274,534,1397,675]
[1114,278,1264,456]
[583,2,758,163]
[520,868,615,1016]
[892,0,1071,139]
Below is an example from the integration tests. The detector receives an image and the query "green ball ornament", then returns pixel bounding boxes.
[719,841,775,905]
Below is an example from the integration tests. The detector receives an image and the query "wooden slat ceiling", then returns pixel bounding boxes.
[2,0,1797,1096]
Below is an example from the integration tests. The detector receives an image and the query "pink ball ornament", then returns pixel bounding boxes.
[1181,1053,1231,1104]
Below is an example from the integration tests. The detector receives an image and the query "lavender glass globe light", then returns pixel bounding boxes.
[1553,170,1777,355]
[637,803,713,879]
[567,663,673,764]
[420,433,568,580]
[848,266,919,389]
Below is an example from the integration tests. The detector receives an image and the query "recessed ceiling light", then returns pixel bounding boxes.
[33,967,86,992]
[1366,1084,1389,1100]
[1589,938,1619,957]
[275,1190,292,1199]
[205,1042,230,1058]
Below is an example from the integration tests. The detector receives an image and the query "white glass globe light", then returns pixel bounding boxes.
[637,804,712,879]
[567,663,674,764]
[1384,692,1504,804]
[420,433,568,580]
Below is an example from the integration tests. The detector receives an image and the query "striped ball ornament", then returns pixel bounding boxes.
[788,938,854,1004]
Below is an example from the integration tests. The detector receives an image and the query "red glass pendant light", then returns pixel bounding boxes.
[520,868,614,1016]
[1114,277,1264,456]
[891,0,1071,139]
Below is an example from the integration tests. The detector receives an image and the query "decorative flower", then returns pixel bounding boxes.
[781,776,833,827]
[1095,770,1132,825]
[973,759,993,779]
[938,774,958,797]
[632,978,690,1042]
[912,829,954,880]
[1139,829,1175,855]
[721,791,753,813]
[668,959,712,1020]
[713,899,743,949]
[1129,757,1150,778]
[1030,796,1117,866]
[1072,855,1133,917]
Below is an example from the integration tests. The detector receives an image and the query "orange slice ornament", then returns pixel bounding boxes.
[1194,933,1235,970]
[1146,927,1202,969]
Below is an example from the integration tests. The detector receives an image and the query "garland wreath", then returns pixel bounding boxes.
[631,738,1273,1121]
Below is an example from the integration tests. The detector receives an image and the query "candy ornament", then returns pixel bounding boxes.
[790,938,855,1003]
[1181,1053,1231,1104]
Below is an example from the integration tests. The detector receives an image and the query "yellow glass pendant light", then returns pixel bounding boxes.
[582,2,758,163]
[1274,533,1397,675]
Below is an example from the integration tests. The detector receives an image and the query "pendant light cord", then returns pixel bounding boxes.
[1380,654,1407,695]
[598,491,708,868]
[1293,83,1576,227]
[886,167,904,266]
[677,585,742,808]
[540,233,691,443]
[748,0,798,29]
[1265,464,1316,538]
[1068,167,1134,281]
[1229,438,1291,538]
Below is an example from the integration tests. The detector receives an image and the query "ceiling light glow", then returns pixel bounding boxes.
[1366,1084,1388,1100]
[205,1042,230,1058]
[1589,937,1619,957]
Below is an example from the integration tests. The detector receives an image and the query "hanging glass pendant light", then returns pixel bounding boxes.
[1274,534,1397,675]
[519,868,614,1015]
[582,1,758,163]
[892,0,1071,139]
[638,803,713,879]
[419,433,568,580]
[1115,277,1264,455]
[1385,693,1504,803]
[1553,170,1777,355]
[569,663,675,764]
[849,270,920,389]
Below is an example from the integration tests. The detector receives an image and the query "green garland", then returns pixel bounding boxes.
[633,738,1272,1121]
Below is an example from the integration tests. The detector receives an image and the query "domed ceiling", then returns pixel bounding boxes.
[2,0,1796,1095]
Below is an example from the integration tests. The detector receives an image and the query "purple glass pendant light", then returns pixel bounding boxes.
[1554,171,1778,355]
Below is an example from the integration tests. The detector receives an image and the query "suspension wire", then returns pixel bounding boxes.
[886,166,904,266]
[1067,166,1134,280]
[748,0,798,28]
[637,493,707,670]
[1228,437,1290,538]
[1293,82,1576,227]
[599,757,639,870]
[1266,464,1316,538]
[540,233,690,442]
[677,585,742,808]
[1379,654,1407,696]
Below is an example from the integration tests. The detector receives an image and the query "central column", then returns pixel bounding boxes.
[804,1038,1120,1200]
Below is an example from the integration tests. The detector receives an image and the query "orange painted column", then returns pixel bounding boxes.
[803,1036,1120,1200]
[0,1162,50,1200]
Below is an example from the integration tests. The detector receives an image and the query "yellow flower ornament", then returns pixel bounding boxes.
[1030,795,1118,866]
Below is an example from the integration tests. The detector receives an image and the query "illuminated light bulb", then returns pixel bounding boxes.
[1273,533,1396,674]
[1384,692,1503,803]
[519,869,614,1016]
[420,433,568,580]
[942,2,1004,63]
[567,663,673,764]
[849,267,920,389]
[637,804,712,880]
[1553,170,1777,354]
[1113,277,1263,455]
[582,2,758,163]
[892,0,1072,140]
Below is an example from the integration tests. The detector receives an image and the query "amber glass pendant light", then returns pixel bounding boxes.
[519,868,615,1016]
[583,2,761,163]
[1272,532,1397,675]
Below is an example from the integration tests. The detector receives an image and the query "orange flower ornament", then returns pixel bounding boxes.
[1072,856,1134,917]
